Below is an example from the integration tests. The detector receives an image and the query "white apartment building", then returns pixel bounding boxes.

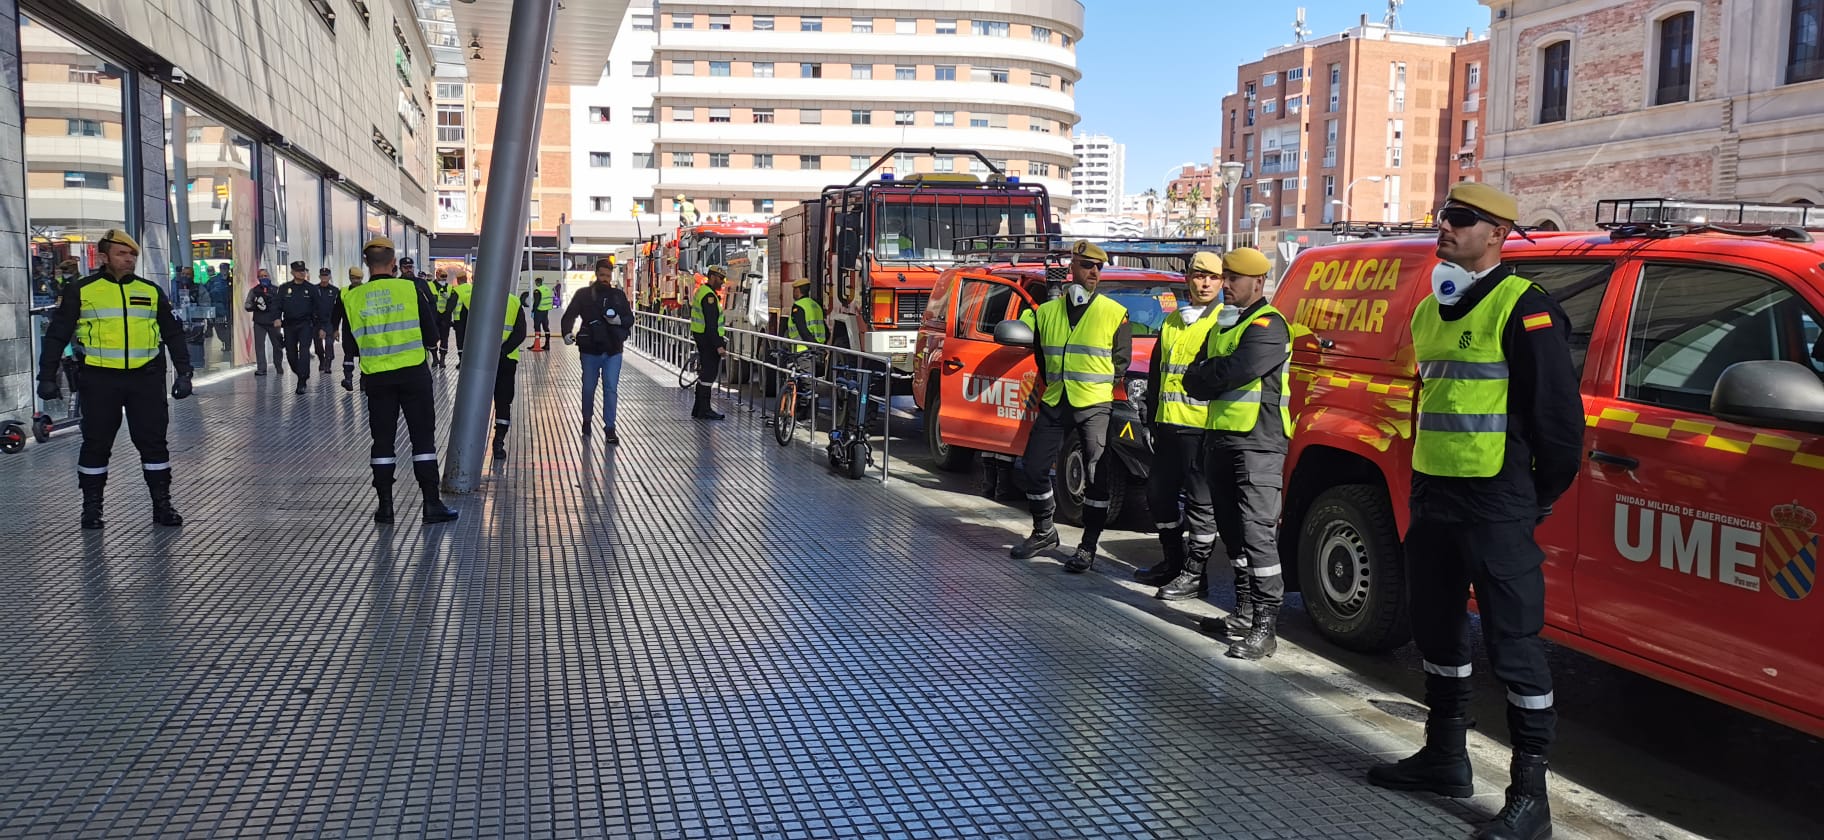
[570,0,662,242]
[1070,133,1125,214]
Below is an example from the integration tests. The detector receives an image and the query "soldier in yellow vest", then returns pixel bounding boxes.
[338,237,459,525]
[37,229,192,530]
[491,293,531,459]
[1366,184,1581,840]
[451,271,473,365]
[1181,247,1291,659]
[1134,252,1224,597]
[1009,240,1132,572]
[688,265,729,420]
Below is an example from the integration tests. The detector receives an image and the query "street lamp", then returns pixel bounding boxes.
[1219,161,1245,250]
[1329,199,1344,225]
[1247,202,1268,246]
[1343,175,1384,223]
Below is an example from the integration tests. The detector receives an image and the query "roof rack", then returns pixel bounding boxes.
[1330,220,1441,240]
[1085,238,1205,272]
[1595,198,1820,242]
[952,234,1066,267]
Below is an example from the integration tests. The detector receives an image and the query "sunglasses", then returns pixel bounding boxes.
[1437,205,1501,229]
[1073,259,1103,269]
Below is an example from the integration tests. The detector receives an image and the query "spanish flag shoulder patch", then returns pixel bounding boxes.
[1251,316,1272,328]
[1522,312,1553,332]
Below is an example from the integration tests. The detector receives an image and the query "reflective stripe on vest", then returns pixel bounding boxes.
[77,277,163,370]
[1154,308,1222,428]
[503,304,522,362]
[535,284,554,312]
[690,284,725,336]
[342,278,427,374]
[454,283,473,317]
[1031,295,1127,407]
[1410,274,1533,478]
[1202,305,1293,434]
[787,297,828,351]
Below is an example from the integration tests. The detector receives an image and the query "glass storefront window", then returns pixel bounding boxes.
[21,15,128,308]
[163,95,256,371]
[365,203,387,242]
[273,155,324,279]
[329,186,363,279]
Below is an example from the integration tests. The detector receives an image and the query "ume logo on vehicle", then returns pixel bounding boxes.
[963,372,1037,420]
[1612,495,1820,600]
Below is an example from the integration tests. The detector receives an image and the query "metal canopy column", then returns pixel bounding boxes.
[444,0,557,493]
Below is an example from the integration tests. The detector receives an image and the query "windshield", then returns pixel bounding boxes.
[874,201,1042,262]
[683,235,757,272]
[1099,284,1181,337]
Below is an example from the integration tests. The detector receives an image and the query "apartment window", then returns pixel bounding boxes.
[801,62,822,78]
[937,19,957,35]
[851,65,873,80]
[588,106,610,123]
[754,154,774,169]
[67,118,101,136]
[435,82,463,99]
[800,154,822,169]
[757,199,776,213]
[936,65,957,81]
[1388,119,1405,167]
[1287,67,1305,81]
[851,155,871,170]
[1263,99,1277,114]
[969,116,989,128]
[1062,33,1073,47]
[633,107,653,124]
[634,61,653,77]
[851,109,872,125]
[1464,119,1478,142]
[754,62,774,78]
[1031,72,1051,88]
[753,15,774,31]
[436,104,464,142]
[894,153,916,172]
[710,153,731,168]
[672,108,695,122]
[63,171,109,189]
[1259,182,1272,196]
[1282,177,1297,190]
[1389,61,1407,112]
[672,15,693,29]
[895,110,915,126]
[709,198,731,213]
[589,151,612,167]
[1264,71,1278,86]
[1033,25,1051,43]
[801,109,823,124]
[988,114,1008,129]
[1655,12,1695,104]
[636,198,657,214]
[753,108,775,124]
[528,200,540,220]
[1324,175,1335,197]
[1286,95,1302,113]
[896,65,916,80]
[972,20,1010,37]
[1539,41,1571,123]
[672,152,695,167]
[709,14,729,30]
[709,107,731,123]
[710,61,731,77]
[1792,0,1823,82]
[632,13,653,31]
[1466,62,1481,89]
[971,67,1010,83]
[1030,161,1050,176]
[851,19,873,33]
[672,60,695,76]
[897,19,916,34]
[934,156,954,172]
[935,111,955,126]
[633,152,656,169]
[802,16,823,32]
[1328,62,1342,111]
[591,196,613,212]
[1246,108,1255,126]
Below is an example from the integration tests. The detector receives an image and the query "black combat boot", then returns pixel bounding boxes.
[1226,608,1280,659]
[1135,531,1184,585]
[1367,716,1475,798]
[147,471,183,527]
[1200,566,1255,638]
[1157,554,1207,601]
[80,478,105,530]
[492,422,509,459]
[1010,518,1060,559]
[420,481,459,524]
[1474,753,1552,840]
[373,484,395,524]
[1063,546,1095,574]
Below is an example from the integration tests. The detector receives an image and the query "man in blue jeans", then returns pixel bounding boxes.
[562,257,635,444]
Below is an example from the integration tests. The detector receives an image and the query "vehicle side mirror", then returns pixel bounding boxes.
[1711,360,1824,434]
[993,318,1035,347]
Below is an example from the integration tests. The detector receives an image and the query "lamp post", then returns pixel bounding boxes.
[1247,202,1268,247]
[1219,161,1245,250]
[1343,175,1384,224]
[1329,199,1344,225]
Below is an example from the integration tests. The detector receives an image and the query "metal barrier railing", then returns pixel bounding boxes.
[630,311,895,483]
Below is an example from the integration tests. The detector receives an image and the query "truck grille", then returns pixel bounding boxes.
[897,293,930,326]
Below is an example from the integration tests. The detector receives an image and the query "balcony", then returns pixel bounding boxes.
[1322,152,1336,168]
[438,170,467,187]
[436,127,465,144]
[654,122,1075,161]
[655,76,1077,119]
[653,30,1080,73]
[1462,94,1480,113]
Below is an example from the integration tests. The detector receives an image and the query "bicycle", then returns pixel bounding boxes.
[678,345,730,390]
[826,362,877,480]
[771,349,822,446]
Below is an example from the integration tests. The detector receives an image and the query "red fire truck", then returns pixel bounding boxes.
[648,220,769,314]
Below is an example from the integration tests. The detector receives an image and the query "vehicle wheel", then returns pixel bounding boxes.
[678,352,698,389]
[1052,435,1126,526]
[773,386,796,447]
[925,387,974,472]
[0,424,25,455]
[847,439,869,480]
[31,415,52,443]
[1297,484,1411,653]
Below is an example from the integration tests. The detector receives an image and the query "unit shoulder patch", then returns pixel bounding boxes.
[1522,312,1553,332]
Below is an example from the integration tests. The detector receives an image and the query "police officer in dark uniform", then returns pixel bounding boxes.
[37,229,193,530]
[314,267,339,372]
[1181,247,1292,659]
[245,269,284,376]
[277,261,320,393]
[1365,184,1581,840]
[1134,252,1224,592]
[339,238,458,524]
[688,265,729,420]
[1008,241,1131,573]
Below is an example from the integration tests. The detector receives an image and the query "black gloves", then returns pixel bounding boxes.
[171,372,193,400]
[37,379,60,402]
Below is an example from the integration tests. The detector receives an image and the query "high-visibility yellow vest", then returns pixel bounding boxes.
[534,283,554,312]
[1154,306,1223,428]
[341,278,427,374]
[1202,304,1293,435]
[1024,295,1127,407]
[690,284,725,337]
[1410,274,1533,478]
[76,275,163,370]
[787,296,828,352]
[502,303,522,362]
[454,282,473,318]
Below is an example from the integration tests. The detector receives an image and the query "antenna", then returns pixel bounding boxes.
[1293,7,1311,43]
[1384,0,1404,28]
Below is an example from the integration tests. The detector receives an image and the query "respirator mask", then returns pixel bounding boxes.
[1431,262,1478,305]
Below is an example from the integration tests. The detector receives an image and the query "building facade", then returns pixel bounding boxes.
[1479,0,1824,228]
[3,0,436,421]
[1219,20,1478,235]
[1070,133,1125,215]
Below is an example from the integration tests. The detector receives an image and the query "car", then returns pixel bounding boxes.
[1275,198,1824,737]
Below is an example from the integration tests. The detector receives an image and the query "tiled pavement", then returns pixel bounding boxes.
[0,349,1501,839]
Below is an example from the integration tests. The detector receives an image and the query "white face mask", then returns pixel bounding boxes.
[1064,282,1091,306]
[1431,262,1477,305]
[1216,305,1242,327]
[1178,305,1206,325]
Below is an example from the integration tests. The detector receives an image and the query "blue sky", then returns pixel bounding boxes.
[1074,0,1491,195]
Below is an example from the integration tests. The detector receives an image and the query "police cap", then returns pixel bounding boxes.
[707,265,728,278]
[289,260,307,271]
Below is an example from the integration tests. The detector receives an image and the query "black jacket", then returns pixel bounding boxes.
[313,283,341,325]
[560,284,635,355]
[39,271,192,380]
[1409,263,1585,524]
[338,275,443,374]
[245,284,281,325]
[1181,299,1292,453]
[693,289,727,351]
[277,281,319,326]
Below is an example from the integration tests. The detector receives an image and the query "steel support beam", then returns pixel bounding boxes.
[444,0,556,493]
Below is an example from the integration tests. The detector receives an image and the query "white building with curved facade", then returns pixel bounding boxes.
[641,1,1083,228]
